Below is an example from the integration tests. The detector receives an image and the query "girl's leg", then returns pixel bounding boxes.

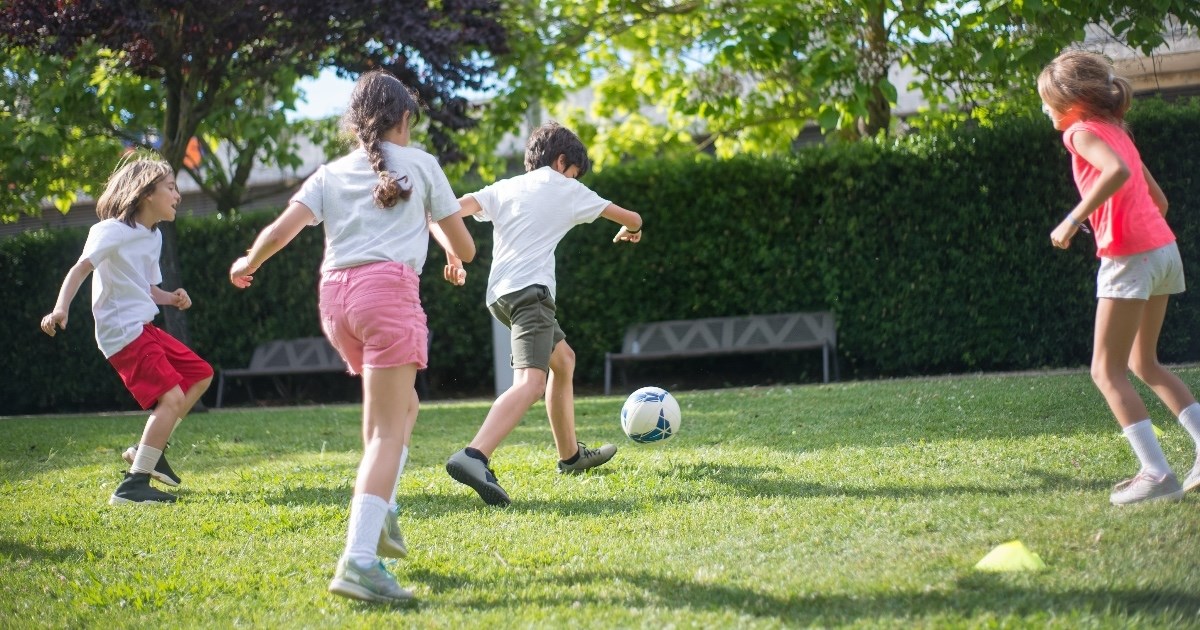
[342,364,417,568]
[1127,295,1197,414]
[1091,298,1151,427]
[545,340,578,460]
[1095,298,1181,504]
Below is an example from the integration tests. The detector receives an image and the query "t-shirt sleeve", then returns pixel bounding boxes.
[79,222,124,267]
[424,157,460,222]
[291,166,327,225]
[570,181,611,224]
[468,183,500,223]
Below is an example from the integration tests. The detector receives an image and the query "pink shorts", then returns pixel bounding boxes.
[319,261,428,375]
[108,324,213,409]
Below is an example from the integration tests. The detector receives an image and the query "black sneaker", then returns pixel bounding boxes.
[557,441,618,475]
[109,472,177,505]
[445,449,511,507]
[122,444,181,487]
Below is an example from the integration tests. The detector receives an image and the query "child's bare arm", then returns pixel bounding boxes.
[40,259,94,336]
[601,203,643,243]
[151,286,192,310]
[230,201,315,288]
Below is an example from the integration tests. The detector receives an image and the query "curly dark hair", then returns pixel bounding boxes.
[523,121,590,176]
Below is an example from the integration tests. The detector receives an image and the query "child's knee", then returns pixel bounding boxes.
[550,341,575,372]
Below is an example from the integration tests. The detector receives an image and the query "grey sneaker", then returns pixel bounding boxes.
[122,444,181,487]
[377,508,407,559]
[109,472,177,505]
[1183,456,1200,494]
[446,449,511,507]
[1109,471,1184,505]
[557,441,618,475]
[328,556,414,604]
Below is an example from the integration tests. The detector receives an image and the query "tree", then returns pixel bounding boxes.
[2,0,507,343]
[467,1,1200,169]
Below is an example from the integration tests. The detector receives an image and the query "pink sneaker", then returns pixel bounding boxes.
[1109,471,1184,506]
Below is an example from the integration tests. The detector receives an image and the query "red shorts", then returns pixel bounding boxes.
[108,324,213,409]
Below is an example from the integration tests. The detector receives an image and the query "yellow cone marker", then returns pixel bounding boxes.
[974,540,1046,572]
[1152,423,1164,438]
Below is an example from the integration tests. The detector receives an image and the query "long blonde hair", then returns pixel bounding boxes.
[95,154,173,229]
[1037,50,1133,130]
[341,70,422,208]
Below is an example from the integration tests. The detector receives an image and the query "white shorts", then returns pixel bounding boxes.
[1097,242,1185,300]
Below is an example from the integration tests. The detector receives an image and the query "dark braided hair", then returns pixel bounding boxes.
[342,70,422,208]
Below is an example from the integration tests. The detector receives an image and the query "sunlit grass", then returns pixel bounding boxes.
[2,370,1198,627]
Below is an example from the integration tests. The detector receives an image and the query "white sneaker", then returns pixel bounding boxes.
[1183,457,1200,494]
[1109,471,1184,506]
[328,556,414,604]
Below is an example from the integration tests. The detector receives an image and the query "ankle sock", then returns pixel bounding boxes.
[464,447,488,464]
[1123,419,1172,477]
[130,444,162,475]
[561,449,580,465]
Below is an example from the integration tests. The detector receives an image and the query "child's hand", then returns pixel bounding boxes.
[171,288,192,310]
[614,226,642,243]
[444,263,467,286]
[40,310,67,337]
[1050,219,1078,249]
[229,256,258,289]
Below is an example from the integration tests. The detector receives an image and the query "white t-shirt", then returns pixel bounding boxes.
[470,167,610,305]
[79,219,163,358]
[292,143,460,273]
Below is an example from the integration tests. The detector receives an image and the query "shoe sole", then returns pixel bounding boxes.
[445,460,511,507]
[1184,478,1200,494]
[109,495,175,506]
[377,537,408,559]
[559,451,617,475]
[1110,489,1185,506]
[122,448,181,488]
[329,579,414,604]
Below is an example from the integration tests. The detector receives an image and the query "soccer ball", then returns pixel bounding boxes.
[620,386,681,443]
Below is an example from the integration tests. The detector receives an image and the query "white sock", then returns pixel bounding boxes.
[130,444,162,475]
[1178,403,1200,455]
[1123,419,1172,477]
[344,493,388,567]
[389,446,409,511]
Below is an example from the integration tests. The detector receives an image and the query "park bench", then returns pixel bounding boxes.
[603,311,837,395]
[215,337,349,408]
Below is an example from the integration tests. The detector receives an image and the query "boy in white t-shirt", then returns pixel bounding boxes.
[441,121,643,507]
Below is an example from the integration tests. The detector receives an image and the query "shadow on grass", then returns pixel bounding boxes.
[0,538,85,563]
[414,567,1199,625]
[668,463,1113,500]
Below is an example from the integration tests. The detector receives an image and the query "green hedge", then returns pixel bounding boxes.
[5,100,1199,415]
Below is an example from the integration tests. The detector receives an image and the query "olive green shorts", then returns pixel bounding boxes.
[488,284,566,372]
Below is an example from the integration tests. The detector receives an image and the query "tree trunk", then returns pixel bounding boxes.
[859,2,892,137]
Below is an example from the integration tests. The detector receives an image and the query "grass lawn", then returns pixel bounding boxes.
[2,369,1199,628]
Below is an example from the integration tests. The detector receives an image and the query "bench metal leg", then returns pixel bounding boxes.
[604,356,612,396]
[822,345,830,383]
[216,372,226,408]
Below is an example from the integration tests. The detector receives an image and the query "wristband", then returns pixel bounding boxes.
[627,226,641,234]
[1065,214,1091,233]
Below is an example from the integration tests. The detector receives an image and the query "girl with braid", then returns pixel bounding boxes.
[229,70,475,603]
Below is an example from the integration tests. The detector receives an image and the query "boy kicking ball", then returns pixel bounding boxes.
[437,121,643,506]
